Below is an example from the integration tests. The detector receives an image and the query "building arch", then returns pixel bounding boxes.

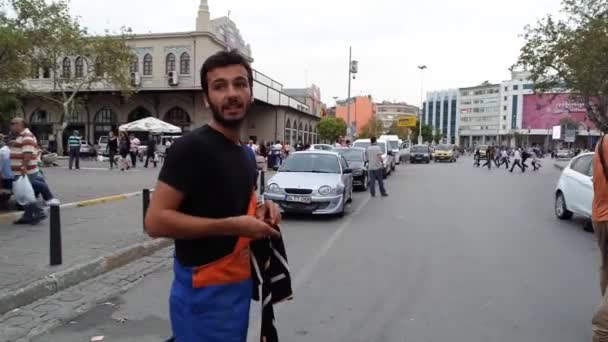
[94,108,117,141]
[164,106,191,132]
[128,106,152,122]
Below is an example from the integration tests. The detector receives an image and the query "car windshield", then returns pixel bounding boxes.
[335,149,363,161]
[412,146,428,153]
[378,142,387,154]
[436,144,452,151]
[389,141,399,150]
[353,141,371,149]
[279,154,340,173]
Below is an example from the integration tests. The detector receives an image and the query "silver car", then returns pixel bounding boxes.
[264,151,354,216]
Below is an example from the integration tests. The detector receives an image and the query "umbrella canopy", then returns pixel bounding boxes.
[119,117,182,134]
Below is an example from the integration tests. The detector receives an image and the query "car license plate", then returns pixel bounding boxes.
[285,195,311,204]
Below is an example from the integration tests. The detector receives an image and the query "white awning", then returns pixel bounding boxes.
[119,117,182,134]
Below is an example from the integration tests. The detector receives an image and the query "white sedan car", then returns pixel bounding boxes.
[264,151,354,217]
[555,152,594,226]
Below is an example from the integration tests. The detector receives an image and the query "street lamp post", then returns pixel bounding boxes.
[347,47,358,140]
[418,65,427,144]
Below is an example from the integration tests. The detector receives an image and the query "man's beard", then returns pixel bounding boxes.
[209,98,251,129]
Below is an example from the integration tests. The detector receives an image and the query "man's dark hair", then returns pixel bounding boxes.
[200,49,253,96]
[371,136,377,144]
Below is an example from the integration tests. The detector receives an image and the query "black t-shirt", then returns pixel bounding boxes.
[158,125,257,267]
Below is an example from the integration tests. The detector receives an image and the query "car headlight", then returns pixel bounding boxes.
[267,183,281,193]
[318,185,333,195]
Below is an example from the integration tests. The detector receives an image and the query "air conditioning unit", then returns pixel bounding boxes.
[130,72,141,86]
[168,71,179,86]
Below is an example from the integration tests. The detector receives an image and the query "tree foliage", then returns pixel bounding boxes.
[387,120,410,140]
[318,116,346,142]
[514,0,608,131]
[357,117,384,139]
[412,121,434,143]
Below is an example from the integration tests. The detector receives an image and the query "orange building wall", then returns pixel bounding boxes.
[335,96,375,134]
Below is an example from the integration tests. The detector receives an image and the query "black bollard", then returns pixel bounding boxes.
[143,188,150,232]
[260,171,265,196]
[49,204,62,266]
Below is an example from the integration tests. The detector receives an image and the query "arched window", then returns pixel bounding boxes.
[166,53,176,74]
[30,109,57,142]
[95,58,105,77]
[61,57,71,78]
[129,55,139,73]
[74,57,84,78]
[128,107,152,122]
[298,121,303,144]
[31,62,40,79]
[180,52,190,75]
[285,119,291,146]
[42,66,51,79]
[304,124,309,144]
[164,107,191,132]
[143,54,152,76]
[94,108,117,141]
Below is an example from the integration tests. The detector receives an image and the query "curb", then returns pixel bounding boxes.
[0,191,145,224]
[554,163,565,171]
[0,237,172,315]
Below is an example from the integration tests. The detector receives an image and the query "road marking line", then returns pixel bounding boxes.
[248,194,372,341]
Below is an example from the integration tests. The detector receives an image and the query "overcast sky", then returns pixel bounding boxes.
[68,0,562,106]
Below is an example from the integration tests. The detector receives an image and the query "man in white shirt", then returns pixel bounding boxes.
[499,149,510,169]
[365,136,388,197]
[509,148,525,173]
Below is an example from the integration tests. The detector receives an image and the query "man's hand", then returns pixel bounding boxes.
[228,215,281,240]
[256,200,282,225]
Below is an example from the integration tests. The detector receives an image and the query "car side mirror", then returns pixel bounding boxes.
[343,168,353,174]
[387,151,394,156]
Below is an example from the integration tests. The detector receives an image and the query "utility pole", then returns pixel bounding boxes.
[418,65,427,144]
[347,47,358,140]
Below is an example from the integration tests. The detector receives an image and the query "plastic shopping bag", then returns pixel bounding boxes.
[13,175,36,205]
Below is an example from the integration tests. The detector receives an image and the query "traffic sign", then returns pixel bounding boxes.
[398,116,417,128]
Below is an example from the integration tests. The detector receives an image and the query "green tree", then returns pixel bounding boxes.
[514,0,608,131]
[0,0,133,153]
[318,116,346,142]
[387,120,410,139]
[357,117,384,139]
[412,121,433,143]
[433,131,446,144]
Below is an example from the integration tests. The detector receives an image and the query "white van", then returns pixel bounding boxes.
[353,138,394,178]
[379,135,401,166]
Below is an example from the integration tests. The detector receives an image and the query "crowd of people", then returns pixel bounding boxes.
[473,146,542,173]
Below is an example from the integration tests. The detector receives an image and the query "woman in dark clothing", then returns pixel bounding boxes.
[107,131,119,170]
[144,136,157,168]
[119,132,131,171]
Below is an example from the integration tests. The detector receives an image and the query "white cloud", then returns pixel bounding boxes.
[68,0,561,105]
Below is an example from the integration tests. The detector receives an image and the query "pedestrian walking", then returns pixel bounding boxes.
[67,130,81,170]
[482,146,494,170]
[366,136,388,197]
[119,132,130,171]
[0,135,14,191]
[473,148,481,167]
[521,149,531,171]
[499,149,510,169]
[144,50,287,342]
[129,134,140,168]
[531,149,541,171]
[510,148,526,173]
[9,118,59,225]
[107,131,118,170]
[144,135,157,168]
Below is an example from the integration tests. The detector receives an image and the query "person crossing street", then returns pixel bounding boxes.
[67,130,81,170]
[482,146,495,170]
[510,148,526,173]
[366,136,388,197]
[499,149,510,169]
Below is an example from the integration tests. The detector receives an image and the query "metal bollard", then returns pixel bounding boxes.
[260,171,265,195]
[143,188,150,232]
[49,204,62,266]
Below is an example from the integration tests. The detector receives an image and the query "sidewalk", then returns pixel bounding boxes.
[0,196,169,315]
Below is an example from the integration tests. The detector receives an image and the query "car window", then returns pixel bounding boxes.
[280,154,340,173]
[570,155,593,176]
[323,145,333,150]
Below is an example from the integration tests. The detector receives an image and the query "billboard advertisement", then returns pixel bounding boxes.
[552,125,561,140]
[522,93,594,129]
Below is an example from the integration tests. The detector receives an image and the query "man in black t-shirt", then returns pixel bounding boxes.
[145,50,281,342]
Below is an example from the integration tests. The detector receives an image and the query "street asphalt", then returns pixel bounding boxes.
[34,157,600,342]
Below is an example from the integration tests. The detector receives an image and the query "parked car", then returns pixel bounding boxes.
[97,136,109,156]
[79,141,96,157]
[333,147,368,191]
[399,140,411,163]
[556,149,573,160]
[263,151,354,217]
[555,152,594,229]
[380,135,401,166]
[410,144,431,164]
[308,144,334,151]
[434,144,457,163]
[353,139,393,178]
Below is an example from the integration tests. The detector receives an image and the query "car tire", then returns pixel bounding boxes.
[584,220,594,233]
[338,190,346,218]
[361,175,368,191]
[426,160,430,164]
[347,186,353,203]
[555,191,573,220]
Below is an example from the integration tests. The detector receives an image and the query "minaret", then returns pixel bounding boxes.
[196,0,211,32]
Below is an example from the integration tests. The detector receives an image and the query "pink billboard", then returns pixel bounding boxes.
[522,93,594,129]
